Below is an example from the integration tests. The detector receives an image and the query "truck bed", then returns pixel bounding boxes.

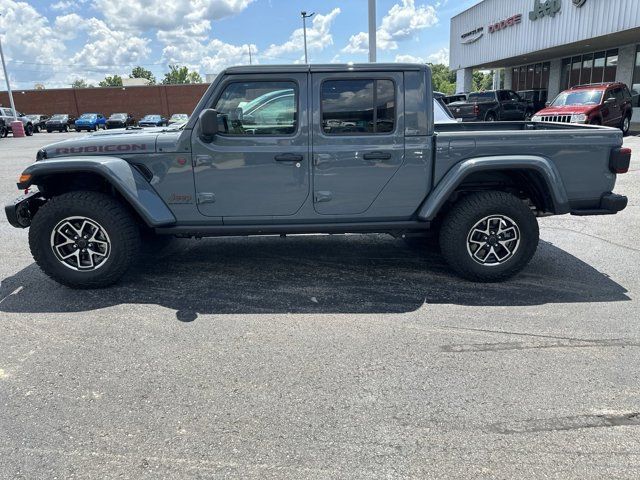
[433,121,624,213]
[434,120,612,133]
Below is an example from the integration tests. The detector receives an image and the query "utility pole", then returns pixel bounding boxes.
[301,11,314,64]
[368,0,377,62]
[248,44,252,65]
[0,17,18,120]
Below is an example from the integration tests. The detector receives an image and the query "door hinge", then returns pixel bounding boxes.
[197,193,216,205]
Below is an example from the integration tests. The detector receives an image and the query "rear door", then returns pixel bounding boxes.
[192,74,310,217]
[311,72,404,215]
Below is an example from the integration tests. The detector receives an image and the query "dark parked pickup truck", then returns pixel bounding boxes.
[450,90,530,122]
[5,64,630,288]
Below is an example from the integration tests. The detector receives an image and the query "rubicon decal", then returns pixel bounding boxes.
[54,144,147,154]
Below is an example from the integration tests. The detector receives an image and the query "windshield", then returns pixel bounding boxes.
[50,114,66,121]
[170,114,188,120]
[142,115,160,121]
[110,113,127,120]
[468,92,496,102]
[79,114,97,120]
[26,115,39,120]
[552,90,603,107]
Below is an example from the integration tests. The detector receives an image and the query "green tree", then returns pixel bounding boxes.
[71,79,93,88]
[162,65,203,85]
[429,63,456,95]
[99,75,123,87]
[472,71,494,92]
[130,66,156,85]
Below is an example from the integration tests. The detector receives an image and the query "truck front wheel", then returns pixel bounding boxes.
[29,191,140,288]
[439,191,539,282]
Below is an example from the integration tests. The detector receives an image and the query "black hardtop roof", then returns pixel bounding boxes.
[222,63,429,75]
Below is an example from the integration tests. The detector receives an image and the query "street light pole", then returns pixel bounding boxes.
[368,0,377,63]
[0,19,18,120]
[301,11,314,64]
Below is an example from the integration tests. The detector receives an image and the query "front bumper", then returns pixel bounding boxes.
[4,190,45,228]
[571,193,628,216]
[106,122,126,129]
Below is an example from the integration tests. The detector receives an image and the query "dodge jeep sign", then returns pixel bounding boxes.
[529,0,562,21]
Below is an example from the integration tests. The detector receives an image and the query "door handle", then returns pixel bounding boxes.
[363,152,392,161]
[274,153,303,162]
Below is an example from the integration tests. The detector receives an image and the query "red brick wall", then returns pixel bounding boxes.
[0,83,210,120]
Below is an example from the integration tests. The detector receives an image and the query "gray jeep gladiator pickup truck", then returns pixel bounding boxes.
[4,64,631,288]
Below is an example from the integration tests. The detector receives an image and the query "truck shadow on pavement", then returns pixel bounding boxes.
[0,235,630,321]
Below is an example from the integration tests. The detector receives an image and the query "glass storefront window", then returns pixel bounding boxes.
[592,51,606,83]
[570,56,582,87]
[581,54,593,84]
[533,64,542,89]
[561,50,618,89]
[604,49,618,83]
[632,46,640,107]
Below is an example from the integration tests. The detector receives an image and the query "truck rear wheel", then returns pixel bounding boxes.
[439,191,539,282]
[29,191,140,289]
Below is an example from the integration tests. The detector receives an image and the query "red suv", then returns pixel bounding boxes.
[532,82,633,135]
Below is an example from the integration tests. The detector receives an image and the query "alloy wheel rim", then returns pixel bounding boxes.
[624,117,630,132]
[466,215,521,266]
[50,216,111,271]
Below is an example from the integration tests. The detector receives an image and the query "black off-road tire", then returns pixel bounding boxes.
[25,124,34,136]
[485,112,497,122]
[29,191,140,289]
[439,191,539,282]
[46,129,52,133]
[621,115,631,136]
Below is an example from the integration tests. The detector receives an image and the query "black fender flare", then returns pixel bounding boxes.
[18,157,176,227]
[417,155,571,221]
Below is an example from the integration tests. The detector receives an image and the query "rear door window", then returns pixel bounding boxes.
[321,79,396,135]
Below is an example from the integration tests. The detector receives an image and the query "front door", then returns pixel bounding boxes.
[311,72,405,215]
[601,89,621,127]
[192,74,310,217]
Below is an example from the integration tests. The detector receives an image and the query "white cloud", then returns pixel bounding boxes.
[343,0,438,53]
[96,0,253,32]
[264,8,341,61]
[51,0,73,10]
[0,0,70,86]
[395,54,425,63]
[426,47,449,65]
[61,17,150,73]
[394,48,448,65]
[162,37,257,75]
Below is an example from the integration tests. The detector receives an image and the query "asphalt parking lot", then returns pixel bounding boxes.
[1,130,639,479]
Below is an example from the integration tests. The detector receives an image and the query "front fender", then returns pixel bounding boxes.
[417,155,570,221]
[18,156,176,227]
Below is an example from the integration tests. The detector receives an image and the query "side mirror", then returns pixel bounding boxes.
[199,108,218,140]
[545,101,551,107]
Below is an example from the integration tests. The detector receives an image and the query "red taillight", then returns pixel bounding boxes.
[610,147,631,174]
[474,105,480,116]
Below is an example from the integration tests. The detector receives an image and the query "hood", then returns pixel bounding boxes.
[535,104,598,116]
[38,128,185,160]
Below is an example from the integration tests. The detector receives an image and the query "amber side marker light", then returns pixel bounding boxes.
[19,174,32,184]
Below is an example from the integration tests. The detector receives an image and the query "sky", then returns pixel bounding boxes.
[0,0,479,89]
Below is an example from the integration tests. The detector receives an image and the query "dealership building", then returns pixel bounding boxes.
[450,0,640,121]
